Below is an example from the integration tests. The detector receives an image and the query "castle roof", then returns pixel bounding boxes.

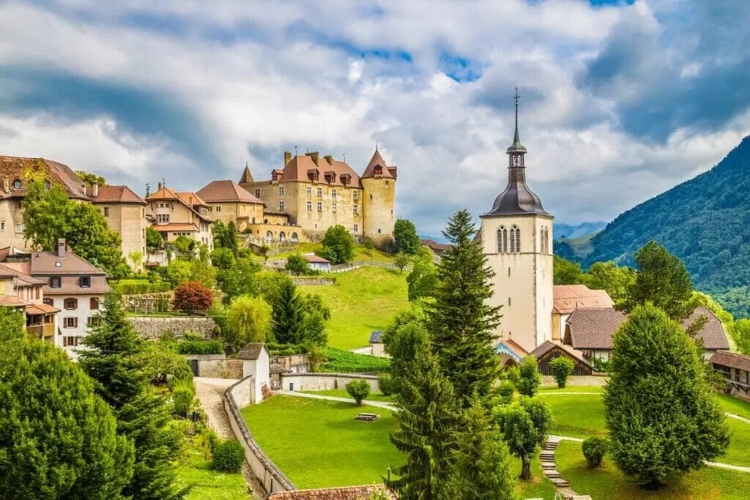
[273,153,362,188]
[239,165,254,184]
[361,149,396,179]
[197,180,264,204]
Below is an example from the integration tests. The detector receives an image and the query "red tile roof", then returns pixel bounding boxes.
[0,156,90,201]
[146,186,212,222]
[710,350,750,372]
[361,149,396,179]
[553,285,614,314]
[0,295,29,307]
[196,180,264,204]
[302,253,329,264]
[88,185,146,204]
[271,154,363,188]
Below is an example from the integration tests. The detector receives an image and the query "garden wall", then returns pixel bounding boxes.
[291,277,335,286]
[127,316,217,340]
[224,377,295,495]
[280,373,379,392]
[182,354,237,378]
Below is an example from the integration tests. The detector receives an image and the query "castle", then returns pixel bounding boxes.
[236,149,397,245]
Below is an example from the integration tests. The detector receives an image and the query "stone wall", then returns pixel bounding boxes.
[292,277,335,286]
[127,316,217,340]
[224,377,295,495]
[280,373,379,392]
[183,354,233,378]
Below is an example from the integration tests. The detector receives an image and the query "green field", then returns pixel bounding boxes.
[556,439,750,500]
[299,267,409,349]
[175,432,250,500]
[269,243,396,263]
[300,389,395,403]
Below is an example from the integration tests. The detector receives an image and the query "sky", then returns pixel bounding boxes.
[1,0,749,237]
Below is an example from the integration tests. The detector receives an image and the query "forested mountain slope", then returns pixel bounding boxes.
[584,136,750,316]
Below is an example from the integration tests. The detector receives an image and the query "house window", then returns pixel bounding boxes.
[317,202,322,212]
[508,297,512,307]
[497,226,508,253]
[15,223,24,234]
[50,277,61,289]
[44,181,51,190]
[353,224,359,233]
[255,189,261,198]
[370,194,373,200]
[43,298,53,306]
[291,233,299,242]
[353,191,359,200]
[331,189,337,199]
[216,206,221,212]
[279,186,285,196]
[64,317,78,328]
[279,232,286,242]
[332,202,337,213]
[353,204,358,214]
[157,214,170,223]
[317,187,323,197]
[378,229,382,233]
[103,207,110,217]
[64,298,78,310]
[13,179,21,189]
[306,201,312,211]
[87,316,102,327]
[63,336,79,347]
[90,297,100,310]
[80,276,91,288]
[307,187,312,197]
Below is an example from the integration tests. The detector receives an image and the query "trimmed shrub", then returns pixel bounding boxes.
[582,436,609,469]
[378,374,396,396]
[177,339,223,355]
[497,380,515,405]
[213,439,245,472]
[346,379,371,405]
[516,355,542,397]
[550,356,575,388]
[171,379,195,416]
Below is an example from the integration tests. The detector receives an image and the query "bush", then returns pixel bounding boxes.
[171,379,195,415]
[497,380,515,405]
[212,439,245,473]
[177,339,223,355]
[582,436,609,469]
[173,281,213,315]
[549,356,575,388]
[516,355,542,397]
[378,374,396,396]
[285,254,310,276]
[592,357,610,373]
[346,379,371,405]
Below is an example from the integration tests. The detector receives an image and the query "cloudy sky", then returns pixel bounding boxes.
[1,0,749,236]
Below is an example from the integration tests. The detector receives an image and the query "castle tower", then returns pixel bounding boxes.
[361,147,397,245]
[479,90,553,353]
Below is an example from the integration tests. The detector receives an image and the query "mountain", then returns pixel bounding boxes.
[554,221,607,240]
[583,136,750,317]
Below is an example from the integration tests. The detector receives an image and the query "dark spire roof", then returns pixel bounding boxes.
[239,163,254,184]
[484,88,548,217]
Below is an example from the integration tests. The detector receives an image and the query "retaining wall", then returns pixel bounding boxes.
[224,377,296,495]
[127,316,217,340]
[280,373,379,392]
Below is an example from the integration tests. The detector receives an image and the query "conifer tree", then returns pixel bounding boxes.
[80,293,185,500]
[388,333,458,500]
[426,210,501,406]
[604,303,730,488]
[271,280,305,344]
[446,395,518,500]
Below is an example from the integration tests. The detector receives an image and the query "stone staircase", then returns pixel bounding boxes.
[540,440,570,488]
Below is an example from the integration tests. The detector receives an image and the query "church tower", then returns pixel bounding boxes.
[480,90,554,353]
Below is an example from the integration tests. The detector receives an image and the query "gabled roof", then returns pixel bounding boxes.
[302,253,329,264]
[710,350,750,372]
[29,250,107,276]
[88,185,146,205]
[0,156,89,200]
[553,285,614,314]
[529,340,591,367]
[269,154,363,188]
[496,339,528,361]
[361,149,395,179]
[420,239,451,253]
[0,263,47,286]
[146,186,212,222]
[237,342,268,360]
[196,180,264,204]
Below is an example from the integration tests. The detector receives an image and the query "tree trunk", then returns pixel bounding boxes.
[521,457,531,480]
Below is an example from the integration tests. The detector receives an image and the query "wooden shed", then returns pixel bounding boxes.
[528,341,592,376]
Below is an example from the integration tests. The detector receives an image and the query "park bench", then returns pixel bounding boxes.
[355,413,380,422]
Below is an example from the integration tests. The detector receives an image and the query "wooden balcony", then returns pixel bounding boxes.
[27,324,55,339]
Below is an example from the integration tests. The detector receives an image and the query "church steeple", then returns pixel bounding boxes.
[506,87,527,165]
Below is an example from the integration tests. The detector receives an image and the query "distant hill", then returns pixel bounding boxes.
[582,136,750,317]
[554,221,607,240]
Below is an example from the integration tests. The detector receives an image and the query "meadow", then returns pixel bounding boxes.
[175,432,250,500]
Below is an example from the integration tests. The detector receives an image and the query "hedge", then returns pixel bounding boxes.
[177,340,224,355]
[112,282,172,295]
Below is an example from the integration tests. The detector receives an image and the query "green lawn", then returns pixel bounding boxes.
[269,243,395,263]
[543,393,607,439]
[716,394,750,419]
[556,439,750,500]
[300,389,395,403]
[175,432,250,500]
[511,456,557,500]
[719,418,750,467]
[299,267,408,349]
[540,385,604,393]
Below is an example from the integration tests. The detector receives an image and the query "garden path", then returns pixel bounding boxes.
[278,390,397,410]
[726,412,750,424]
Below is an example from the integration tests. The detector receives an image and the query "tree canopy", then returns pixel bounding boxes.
[393,219,420,255]
[320,225,355,265]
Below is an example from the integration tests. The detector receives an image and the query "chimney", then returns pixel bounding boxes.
[92,183,99,197]
[324,155,333,165]
[57,238,66,258]
[157,182,163,191]
[306,151,320,165]
[284,151,292,165]
[189,196,193,208]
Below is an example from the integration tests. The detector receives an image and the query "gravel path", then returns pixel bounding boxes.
[194,377,264,499]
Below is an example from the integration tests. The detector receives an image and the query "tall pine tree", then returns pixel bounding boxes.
[80,293,185,500]
[426,209,501,406]
[388,331,458,500]
[271,280,305,344]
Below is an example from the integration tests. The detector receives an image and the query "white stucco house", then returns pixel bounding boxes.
[237,342,271,403]
[302,253,331,272]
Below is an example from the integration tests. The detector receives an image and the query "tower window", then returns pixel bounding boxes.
[255,189,261,198]
[278,186,285,196]
[279,201,285,211]
[497,226,508,253]
[510,225,521,253]
[307,187,312,197]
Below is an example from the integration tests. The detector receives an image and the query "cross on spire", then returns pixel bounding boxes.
[507,86,527,156]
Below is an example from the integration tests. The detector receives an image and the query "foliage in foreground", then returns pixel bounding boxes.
[604,303,730,488]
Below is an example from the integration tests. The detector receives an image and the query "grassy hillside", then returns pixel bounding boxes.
[299,266,409,349]
[268,243,395,263]
[582,136,750,317]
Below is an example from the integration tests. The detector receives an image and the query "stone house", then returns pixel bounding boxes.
[711,350,750,401]
[86,184,148,271]
[564,306,730,362]
[239,149,397,245]
[237,342,271,403]
[0,239,109,359]
[195,180,266,232]
[146,184,213,250]
[0,260,59,342]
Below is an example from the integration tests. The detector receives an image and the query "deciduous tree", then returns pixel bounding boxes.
[553,255,585,285]
[516,356,542,397]
[227,295,272,347]
[549,357,575,389]
[321,225,355,264]
[394,251,411,274]
[173,281,213,315]
[393,219,420,255]
[604,303,730,488]
[345,379,371,405]
[496,397,552,480]
[285,253,310,275]
[406,247,438,302]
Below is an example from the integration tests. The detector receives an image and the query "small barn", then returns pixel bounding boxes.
[528,341,592,376]
[302,253,331,272]
[710,350,750,401]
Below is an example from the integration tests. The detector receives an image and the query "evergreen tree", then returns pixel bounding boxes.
[271,280,305,344]
[393,219,420,255]
[382,314,429,394]
[625,241,695,321]
[0,308,134,499]
[604,303,730,488]
[80,293,185,500]
[388,338,458,500]
[426,210,501,406]
[446,395,518,500]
